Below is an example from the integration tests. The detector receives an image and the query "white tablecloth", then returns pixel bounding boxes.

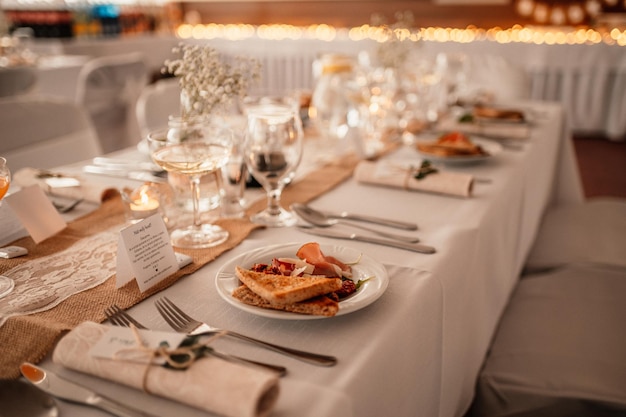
[27,100,581,417]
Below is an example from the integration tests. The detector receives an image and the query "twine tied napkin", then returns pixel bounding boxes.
[354,160,474,198]
[53,321,280,417]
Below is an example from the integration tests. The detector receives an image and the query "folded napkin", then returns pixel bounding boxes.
[354,160,473,198]
[13,167,108,204]
[53,322,280,417]
[438,118,530,141]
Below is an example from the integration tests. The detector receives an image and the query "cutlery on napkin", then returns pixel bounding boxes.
[13,167,104,204]
[52,321,280,417]
[354,160,474,198]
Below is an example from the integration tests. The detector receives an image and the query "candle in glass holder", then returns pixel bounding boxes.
[123,184,161,223]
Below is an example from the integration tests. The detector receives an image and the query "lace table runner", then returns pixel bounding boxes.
[0,228,119,328]
[0,147,381,379]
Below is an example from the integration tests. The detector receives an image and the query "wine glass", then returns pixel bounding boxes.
[0,156,15,298]
[148,123,232,249]
[243,99,304,227]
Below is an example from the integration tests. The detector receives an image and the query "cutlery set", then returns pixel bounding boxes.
[105,304,288,376]
[20,297,335,416]
[104,297,337,373]
[291,203,436,254]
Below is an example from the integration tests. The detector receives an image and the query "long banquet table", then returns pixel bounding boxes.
[1,100,583,417]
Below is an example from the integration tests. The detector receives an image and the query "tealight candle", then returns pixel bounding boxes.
[123,184,161,223]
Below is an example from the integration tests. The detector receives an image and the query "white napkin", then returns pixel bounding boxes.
[354,160,474,198]
[13,167,107,204]
[53,322,280,417]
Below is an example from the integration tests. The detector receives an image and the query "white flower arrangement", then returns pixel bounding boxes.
[372,11,421,70]
[163,43,261,118]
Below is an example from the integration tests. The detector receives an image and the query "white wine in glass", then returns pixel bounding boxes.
[244,101,303,227]
[150,132,231,249]
[0,156,15,298]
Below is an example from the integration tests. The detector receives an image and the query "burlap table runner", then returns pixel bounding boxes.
[0,150,370,379]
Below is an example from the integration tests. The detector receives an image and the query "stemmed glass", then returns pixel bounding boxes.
[148,123,232,249]
[0,157,15,298]
[243,99,304,227]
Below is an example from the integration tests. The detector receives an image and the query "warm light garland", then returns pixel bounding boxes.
[176,23,626,46]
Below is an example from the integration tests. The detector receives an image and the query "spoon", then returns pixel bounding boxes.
[0,379,58,417]
[291,203,420,243]
[293,203,417,230]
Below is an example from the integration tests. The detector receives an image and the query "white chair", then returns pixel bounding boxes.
[524,198,626,273]
[0,66,37,97]
[75,52,149,153]
[467,54,532,101]
[0,95,102,172]
[470,263,626,417]
[135,77,181,139]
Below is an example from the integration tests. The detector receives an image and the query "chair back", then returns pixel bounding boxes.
[75,52,148,153]
[0,95,102,172]
[468,54,531,101]
[0,66,37,97]
[135,77,181,139]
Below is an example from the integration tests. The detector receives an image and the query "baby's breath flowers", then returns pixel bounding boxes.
[163,43,261,118]
[371,11,421,69]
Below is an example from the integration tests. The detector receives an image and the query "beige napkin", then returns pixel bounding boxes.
[438,118,530,141]
[13,167,109,203]
[53,321,280,417]
[354,160,474,198]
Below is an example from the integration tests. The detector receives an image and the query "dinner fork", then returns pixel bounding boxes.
[154,297,337,366]
[104,305,287,376]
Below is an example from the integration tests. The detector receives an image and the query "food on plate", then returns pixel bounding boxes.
[232,285,340,317]
[235,266,342,305]
[232,242,370,317]
[416,131,488,157]
[473,105,525,122]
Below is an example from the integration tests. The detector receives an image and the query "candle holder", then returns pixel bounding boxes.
[121,183,164,224]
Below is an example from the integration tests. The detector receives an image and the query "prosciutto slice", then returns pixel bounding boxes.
[296,242,351,278]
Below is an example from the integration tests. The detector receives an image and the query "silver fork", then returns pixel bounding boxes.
[104,305,287,376]
[154,297,337,366]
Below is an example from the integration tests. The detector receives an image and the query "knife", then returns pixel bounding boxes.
[20,362,158,417]
[92,157,162,172]
[83,165,166,183]
[298,226,436,254]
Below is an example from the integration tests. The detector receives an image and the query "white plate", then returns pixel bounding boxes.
[215,242,389,320]
[415,135,503,164]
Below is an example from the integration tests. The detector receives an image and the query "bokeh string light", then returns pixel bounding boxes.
[177,23,626,46]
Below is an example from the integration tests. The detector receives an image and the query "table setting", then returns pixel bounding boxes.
[0,40,585,417]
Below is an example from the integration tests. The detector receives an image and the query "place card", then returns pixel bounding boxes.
[116,213,189,292]
[4,185,67,243]
[90,325,187,365]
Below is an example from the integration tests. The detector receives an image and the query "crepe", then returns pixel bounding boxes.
[232,285,339,317]
[235,266,342,305]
